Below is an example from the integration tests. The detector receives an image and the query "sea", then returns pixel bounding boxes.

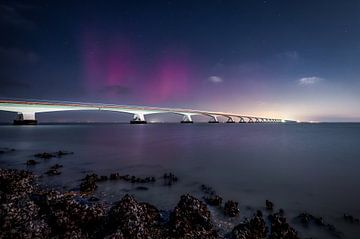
[1,123,360,238]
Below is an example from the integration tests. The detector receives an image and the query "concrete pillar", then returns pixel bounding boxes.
[181,114,193,123]
[130,113,147,124]
[226,116,235,123]
[208,115,219,123]
[13,112,37,125]
[239,117,246,123]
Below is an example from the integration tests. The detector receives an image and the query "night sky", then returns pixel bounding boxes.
[1,0,359,122]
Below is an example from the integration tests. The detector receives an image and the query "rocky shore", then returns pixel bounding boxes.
[0,149,356,239]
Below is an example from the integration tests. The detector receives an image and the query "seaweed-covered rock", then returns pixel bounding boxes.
[43,190,106,238]
[170,194,218,239]
[204,195,223,206]
[34,152,56,159]
[163,172,178,186]
[45,169,61,176]
[26,159,38,165]
[266,200,274,210]
[34,150,73,159]
[80,174,98,193]
[108,194,165,238]
[0,169,50,238]
[231,210,268,239]
[0,168,35,199]
[224,200,240,217]
[344,214,360,224]
[0,148,15,154]
[269,212,299,239]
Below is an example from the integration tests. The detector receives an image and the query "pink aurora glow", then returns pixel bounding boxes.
[82,32,192,103]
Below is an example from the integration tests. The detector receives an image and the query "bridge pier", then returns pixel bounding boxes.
[181,114,193,123]
[226,117,235,123]
[130,113,147,124]
[239,117,246,123]
[208,115,219,123]
[13,112,37,125]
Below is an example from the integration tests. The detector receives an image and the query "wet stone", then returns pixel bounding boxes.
[35,152,56,159]
[80,173,98,193]
[266,199,274,210]
[50,164,63,170]
[269,211,299,239]
[108,194,166,238]
[163,172,178,186]
[26,159,38,165]
[231,210,268,239]
[135,186,149,191]
[296,212,342,237]
[170,194,218,239]
[45,169,61,176]
[200,184,216,195]
[344,213,360,224]
[204,195,223,206]
[224,200,240,217]
[0,148,15,154]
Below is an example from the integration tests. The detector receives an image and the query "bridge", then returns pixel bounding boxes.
[0,99,285,125]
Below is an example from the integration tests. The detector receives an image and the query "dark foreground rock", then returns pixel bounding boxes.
[231,210,268,239]
[170,194,218,238]
[224,200,240,217]
[269,211,299,239]
[80,173,99,193]
[108,194,166,238]
[297,212,342,237]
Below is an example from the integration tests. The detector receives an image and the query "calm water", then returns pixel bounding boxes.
[1,123,360,238]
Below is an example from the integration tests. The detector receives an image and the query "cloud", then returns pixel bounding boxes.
[208,76,223,83]
[298,76,323,86]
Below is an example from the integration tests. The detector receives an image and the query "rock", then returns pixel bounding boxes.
[98,175,108,181]
[204,195,223,206]
[56,150,74,157]
[80,174,98,193]
[135,186,149,191]
[265,199,274,210]
[45,169,61,176]
[298,212,311,225]
[0,148,15,154]
[224,200,240,217]
[26,159,38,165]
[170,194,218,239]
[110,173,120,180]
[200,184,216,195]
[0,169,51,238]
[50,164,63,170]
[296,212,342,237]
[231,210,268,239]
[344,213,360,224]
[34,151,73,159]
[269,212,299,239]
[34,152,56,159]
[42,190,106,238]
[163,172,178,186]
[108,194,166,238]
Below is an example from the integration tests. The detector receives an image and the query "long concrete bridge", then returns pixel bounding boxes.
[0,99,286,125]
